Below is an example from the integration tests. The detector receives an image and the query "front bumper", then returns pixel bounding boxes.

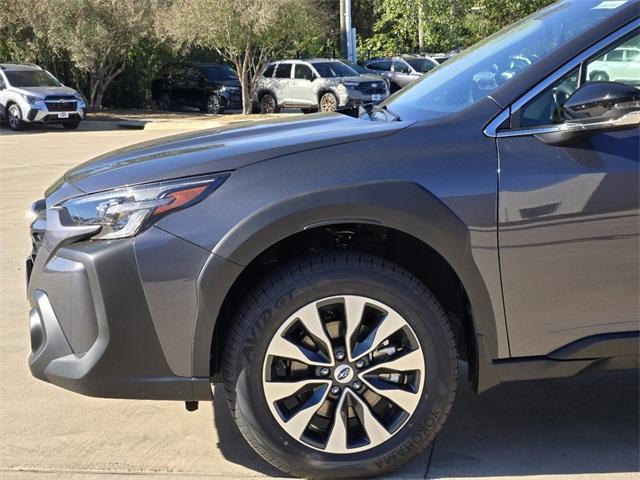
[21,98,86,123]
[219,89,243,110]
[26,198,214,400]
[338,90,389,108]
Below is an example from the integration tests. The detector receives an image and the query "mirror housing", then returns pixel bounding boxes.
[536,81,640,145]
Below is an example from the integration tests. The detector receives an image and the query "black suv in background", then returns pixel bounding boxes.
[151,62,242,114]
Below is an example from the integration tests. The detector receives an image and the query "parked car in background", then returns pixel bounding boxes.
[0,63,86,131]
[429,53,454,64]
[363,55,439,92]
[255,58,389,113]
[339,59,390,88]
[151,62,242,114]
[587,43,640,84]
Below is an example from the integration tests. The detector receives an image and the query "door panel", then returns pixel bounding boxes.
[498,128,639,356]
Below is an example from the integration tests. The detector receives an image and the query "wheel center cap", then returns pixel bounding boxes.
[334,364,354,384]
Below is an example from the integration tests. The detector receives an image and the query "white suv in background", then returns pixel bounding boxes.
[254,59,389,114]
[587,46,640,85]
[0,63,86,131]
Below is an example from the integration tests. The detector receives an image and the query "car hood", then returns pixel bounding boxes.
[12,85,79,98]
[63,113,411,194]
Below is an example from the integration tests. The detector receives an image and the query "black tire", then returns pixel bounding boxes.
[156,91,172,111]
[205,93,224,115]
[319,92,339,112]
[259,93,279,114]
[7,103,24,131]
[222,252,458,479]
[62,121,80,130]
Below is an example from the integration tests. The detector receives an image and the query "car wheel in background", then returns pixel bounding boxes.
[319,92,338,112]
[7,104,24,131]
[222,253,459,478]
[156,92,173,111]
[205,94,224,115]
[589,71,609,82]
[62,121,80,130]
[259,93,279,114]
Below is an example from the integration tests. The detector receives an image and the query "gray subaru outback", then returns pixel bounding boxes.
[255,58,389,113]
[25,1,639,478]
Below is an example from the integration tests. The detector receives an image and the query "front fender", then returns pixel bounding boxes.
[190,180,503,383]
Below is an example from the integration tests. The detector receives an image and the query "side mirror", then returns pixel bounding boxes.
[536,81,640,145]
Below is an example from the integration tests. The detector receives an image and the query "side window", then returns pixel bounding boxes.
[518,32,639,128]
[520,69,579,127]
[275,63,292,79]
[393,61,411,74]
[0,75,5,89]
[294,64,314,80]
[627,49,640,62]
[368,61,392,72]
[262,64,275,78]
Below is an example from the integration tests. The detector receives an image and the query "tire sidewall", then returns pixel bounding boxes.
[227,259,456,478]
[8,104,23,130]
[319,92,338,112]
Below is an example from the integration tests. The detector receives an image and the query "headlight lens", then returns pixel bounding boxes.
[341,81,359,89]
[21,94,41,104]
[55,173,229,240]
[74,92,85,103]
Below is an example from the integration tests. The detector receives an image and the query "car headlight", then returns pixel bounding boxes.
[21,94,41,104]
[74,93,85,103]
[54,173,229,240]
[341,82,359,89]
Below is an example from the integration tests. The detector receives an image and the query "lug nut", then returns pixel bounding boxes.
[355,360,365,369]
[352,380,362,390]
[331,386,341,395]
[335,351,345,361]
[320,367,330,376]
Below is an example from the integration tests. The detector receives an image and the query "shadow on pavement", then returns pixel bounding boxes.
[0,120,124,134]
[212,383,289,478]
[212,366,639,479]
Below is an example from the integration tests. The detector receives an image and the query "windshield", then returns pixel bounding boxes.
[404,57,438,73]
[343,61,367,74]
[313,62,358,78]
[387,0,632,119]
[5,70,61,87]
[201,65,238,81]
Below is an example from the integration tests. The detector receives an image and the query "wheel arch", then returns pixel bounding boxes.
[194,181,503,392]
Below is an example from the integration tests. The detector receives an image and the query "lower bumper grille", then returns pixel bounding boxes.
[46,101,77,112]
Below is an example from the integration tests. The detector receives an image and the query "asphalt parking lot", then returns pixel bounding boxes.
[1,120,638,480]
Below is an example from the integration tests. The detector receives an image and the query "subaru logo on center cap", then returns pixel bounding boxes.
[334,365,354,384]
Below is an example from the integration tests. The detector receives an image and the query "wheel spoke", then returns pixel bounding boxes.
[263,378,330,404]
[269,334,331,366]
[360,348,424,375]
[360,379,421,413]
[343,296,367,361]
[352,310,406,360]
[296,303,334,363]
[284,384,330,439]
[349,390,392,445]
[324,391,349,453]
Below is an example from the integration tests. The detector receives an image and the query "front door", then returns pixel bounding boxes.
[498,31,640,357]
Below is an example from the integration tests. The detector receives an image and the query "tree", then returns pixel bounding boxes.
[1,0,157,109]
[156,0,327,114]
